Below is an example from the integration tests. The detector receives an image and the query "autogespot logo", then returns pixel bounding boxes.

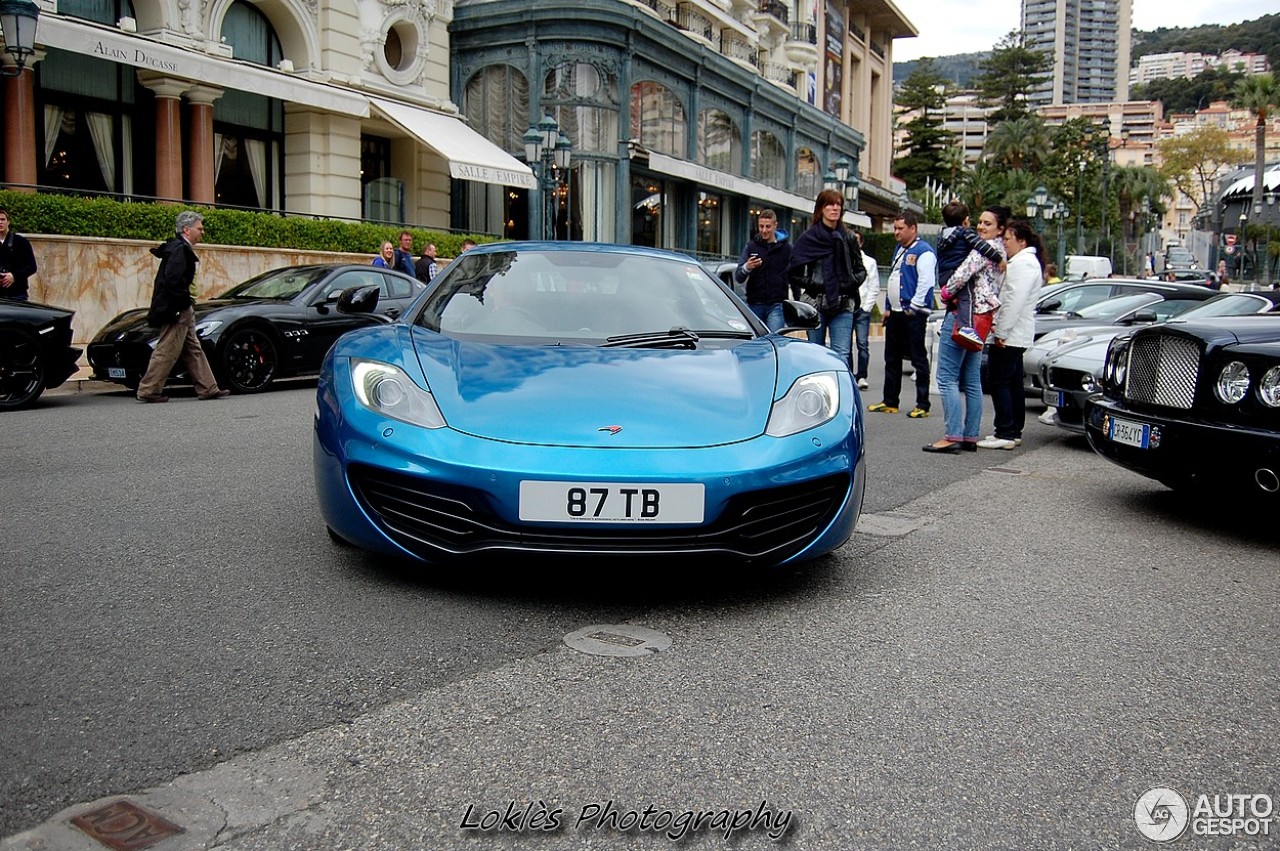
[1135,787,1190,842]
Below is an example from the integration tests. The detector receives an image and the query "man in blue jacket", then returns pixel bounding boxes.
[733,209,792,332]
[869,211,936,418]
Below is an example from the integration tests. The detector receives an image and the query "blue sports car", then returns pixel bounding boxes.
[313,242,866,566]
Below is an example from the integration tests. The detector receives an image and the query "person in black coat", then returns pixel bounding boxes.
[136,211,229,403]
[733,209,792,332]
[786,189,867,366]
[0,208,38,302]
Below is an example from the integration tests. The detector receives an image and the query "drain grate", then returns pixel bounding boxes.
[69,800,184,851]
[986,466,1025,476]
[564,624,672,657]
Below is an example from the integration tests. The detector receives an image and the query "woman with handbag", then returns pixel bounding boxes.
[786,189,866,368]
[923,205,1009,454]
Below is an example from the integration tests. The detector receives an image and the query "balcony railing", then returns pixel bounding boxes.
[636,0,678,23]
[675,2,714,40]
[759,59,795,87]
[757,0,788,25]
[850,22,864,42]
[721,31,759,66]
[789,21,816,44]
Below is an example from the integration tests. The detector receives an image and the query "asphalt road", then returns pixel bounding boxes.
[1,349,1277,850]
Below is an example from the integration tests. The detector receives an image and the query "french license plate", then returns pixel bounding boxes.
[519,481,704,523]
[1043,389,1065,407]
[107,367,126,379]
[1107,416,1150,449]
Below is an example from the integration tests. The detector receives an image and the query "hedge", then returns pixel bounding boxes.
[0,191,491,257]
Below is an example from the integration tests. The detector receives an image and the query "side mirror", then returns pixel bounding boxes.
[779,299,820,331]
[1129,310,1157,324]
[336,284,381,314]
[1037,298,1063,314]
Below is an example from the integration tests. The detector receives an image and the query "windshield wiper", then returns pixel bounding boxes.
[601,327,701,349]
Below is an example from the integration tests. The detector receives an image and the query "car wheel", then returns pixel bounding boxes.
[0,327,47,409]
[220,326,278,393]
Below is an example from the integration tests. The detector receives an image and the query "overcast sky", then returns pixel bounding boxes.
[890,0,1278,63]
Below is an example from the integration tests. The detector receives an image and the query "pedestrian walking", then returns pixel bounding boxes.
[136,211,230,403]
[416,243,440,283]
[787,189,866,365]
[733,209,792,332]
[372,241,395,268]
[868,211,935,418]
[393,231,417,277]
[0,208,38,302]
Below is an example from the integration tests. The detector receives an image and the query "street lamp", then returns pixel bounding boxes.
[1238,210,1249,280]
[1025,184,1050,232]
[523,114,573,241]
[823,155,860,212]
[1027,186,1068,276]
[0,0,40,77]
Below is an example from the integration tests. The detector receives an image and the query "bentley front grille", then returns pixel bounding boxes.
[1124,334,1202,409]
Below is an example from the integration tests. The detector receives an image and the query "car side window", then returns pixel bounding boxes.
[380,273,413,300]
[1053,285,1109,313]
[319,271,381,302]
[1152,299,1200,321]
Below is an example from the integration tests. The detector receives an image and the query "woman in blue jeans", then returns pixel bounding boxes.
[786,189,866,365]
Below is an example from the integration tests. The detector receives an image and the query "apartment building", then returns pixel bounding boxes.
[1021,0,1132,107]
[1130,50,1270,87]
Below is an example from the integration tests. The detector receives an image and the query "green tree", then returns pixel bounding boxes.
[1130,67,1244,114]
[1158,126,1248,220]
[1233,72,1280,224]
[984,115,1052,172]
[893,57,954,190]
[973,30,1052,124]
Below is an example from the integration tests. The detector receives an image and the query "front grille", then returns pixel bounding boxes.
[1123,333,1201,409]
[1047,366,1090,392]
[349,464,850,563]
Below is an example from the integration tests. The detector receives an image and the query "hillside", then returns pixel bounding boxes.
[893,13,1279,89]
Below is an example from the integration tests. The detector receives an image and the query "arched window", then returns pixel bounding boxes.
[464,65,531,153]
[697,109,740,174]
[630,81,686,159]
[543,62,617,155]
[215,1,285,211]
[795,146,820,199]
[751,130,786,189]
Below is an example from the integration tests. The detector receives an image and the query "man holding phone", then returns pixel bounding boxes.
[733,209,792,332]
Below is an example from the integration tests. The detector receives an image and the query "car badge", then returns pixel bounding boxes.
[598,425,623,435]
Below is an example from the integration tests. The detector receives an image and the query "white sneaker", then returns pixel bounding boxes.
[983,435,1022,446]
[1039,408,1058,425]
[857,378,869,390]
[978,437,1018,450]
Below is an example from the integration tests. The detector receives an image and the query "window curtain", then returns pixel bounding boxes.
[213,132,225,180]
[245,138,266,207]
[121,117,133,194]
[85,111,115,191]
[43,105,65,166]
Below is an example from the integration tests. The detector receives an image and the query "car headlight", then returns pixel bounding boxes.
[1214,361,1250,405]
[1104,339,1128,387]
[766,372,840,437]
[194,319,223,338]
[351,359,446,428]
[1257,366,1280,408]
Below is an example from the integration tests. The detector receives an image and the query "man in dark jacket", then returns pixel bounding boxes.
[136,211,230,403]
[733,209,792,332]
[0,208,38,301]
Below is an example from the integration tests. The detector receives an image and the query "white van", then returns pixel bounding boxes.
[1064,255,1113,280]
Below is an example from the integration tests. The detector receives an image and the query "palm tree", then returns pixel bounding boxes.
[1233,73,1279,226]
[984,116,1052,172]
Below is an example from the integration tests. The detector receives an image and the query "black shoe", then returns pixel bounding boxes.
[922,441,961,454]
[137,394,169,403]
[198,389,231,400]
[959,442,978,452]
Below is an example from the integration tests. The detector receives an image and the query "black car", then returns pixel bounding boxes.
[0,299,83,409]
[87,264,425,393]
[1085,315,1280,498]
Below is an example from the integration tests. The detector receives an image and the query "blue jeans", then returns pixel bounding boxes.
[806,308,853,366]
[936,313,983,441]
[852,308,871,378]
[749,302,786,333]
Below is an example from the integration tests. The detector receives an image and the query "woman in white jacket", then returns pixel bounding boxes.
[979,220,1045,450]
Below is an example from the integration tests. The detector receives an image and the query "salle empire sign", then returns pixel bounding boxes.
[451,163,536,189]
[92,40,181,73]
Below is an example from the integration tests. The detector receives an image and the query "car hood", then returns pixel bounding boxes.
[1160,316,1280,352]
[92,299,291,340]
[410,332,781,447]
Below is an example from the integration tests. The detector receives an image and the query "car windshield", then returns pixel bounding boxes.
[1073,292,1159,320]
[413,248,755,343]
[1177,294,1272,318]
[218,266,333,300]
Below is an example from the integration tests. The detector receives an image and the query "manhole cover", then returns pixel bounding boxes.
[564,624,672,657]
[69,800,184,851]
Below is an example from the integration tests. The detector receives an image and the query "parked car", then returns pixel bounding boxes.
[1033,286,1219,342]
[1037,291,1280,432]
[0,299,83,409]
[1162,245,1198,271]
[87,264,425,394]
[1085,314,1280,497]
[314,241,865,567]
[1063,254,1113,280]
[1159,268,1220,289]
[1033,278,1214,324]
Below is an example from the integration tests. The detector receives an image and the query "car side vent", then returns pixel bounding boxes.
[1124,333,1201,409]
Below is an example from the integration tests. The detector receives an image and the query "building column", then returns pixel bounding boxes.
[137,72,192,203]
[2,51,43,192]
[185,85,224,205]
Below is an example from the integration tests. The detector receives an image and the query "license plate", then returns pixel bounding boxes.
[519,481,705,523]
[1043,389,1065,407]
[108,367,126,379]
[1108,416,1150,449]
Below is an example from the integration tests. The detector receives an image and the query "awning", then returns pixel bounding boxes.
[370,97,535,189]
[646,152,818,214]
[842,210,872,228]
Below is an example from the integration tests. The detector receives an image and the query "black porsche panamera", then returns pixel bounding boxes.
[86,263,425,394]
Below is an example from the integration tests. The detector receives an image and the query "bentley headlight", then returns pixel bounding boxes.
[194,319,223,338]
[1104,339,1129,387]
[351,359,446,428]
[1214,361,1250,405]
[1258,366,1280,408]
[766,372,840,437]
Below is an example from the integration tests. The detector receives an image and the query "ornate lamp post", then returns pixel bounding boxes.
[823,155,860,213]
[523,115,573,241]
[0,0,40,77]
[1027,185,1068,275]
